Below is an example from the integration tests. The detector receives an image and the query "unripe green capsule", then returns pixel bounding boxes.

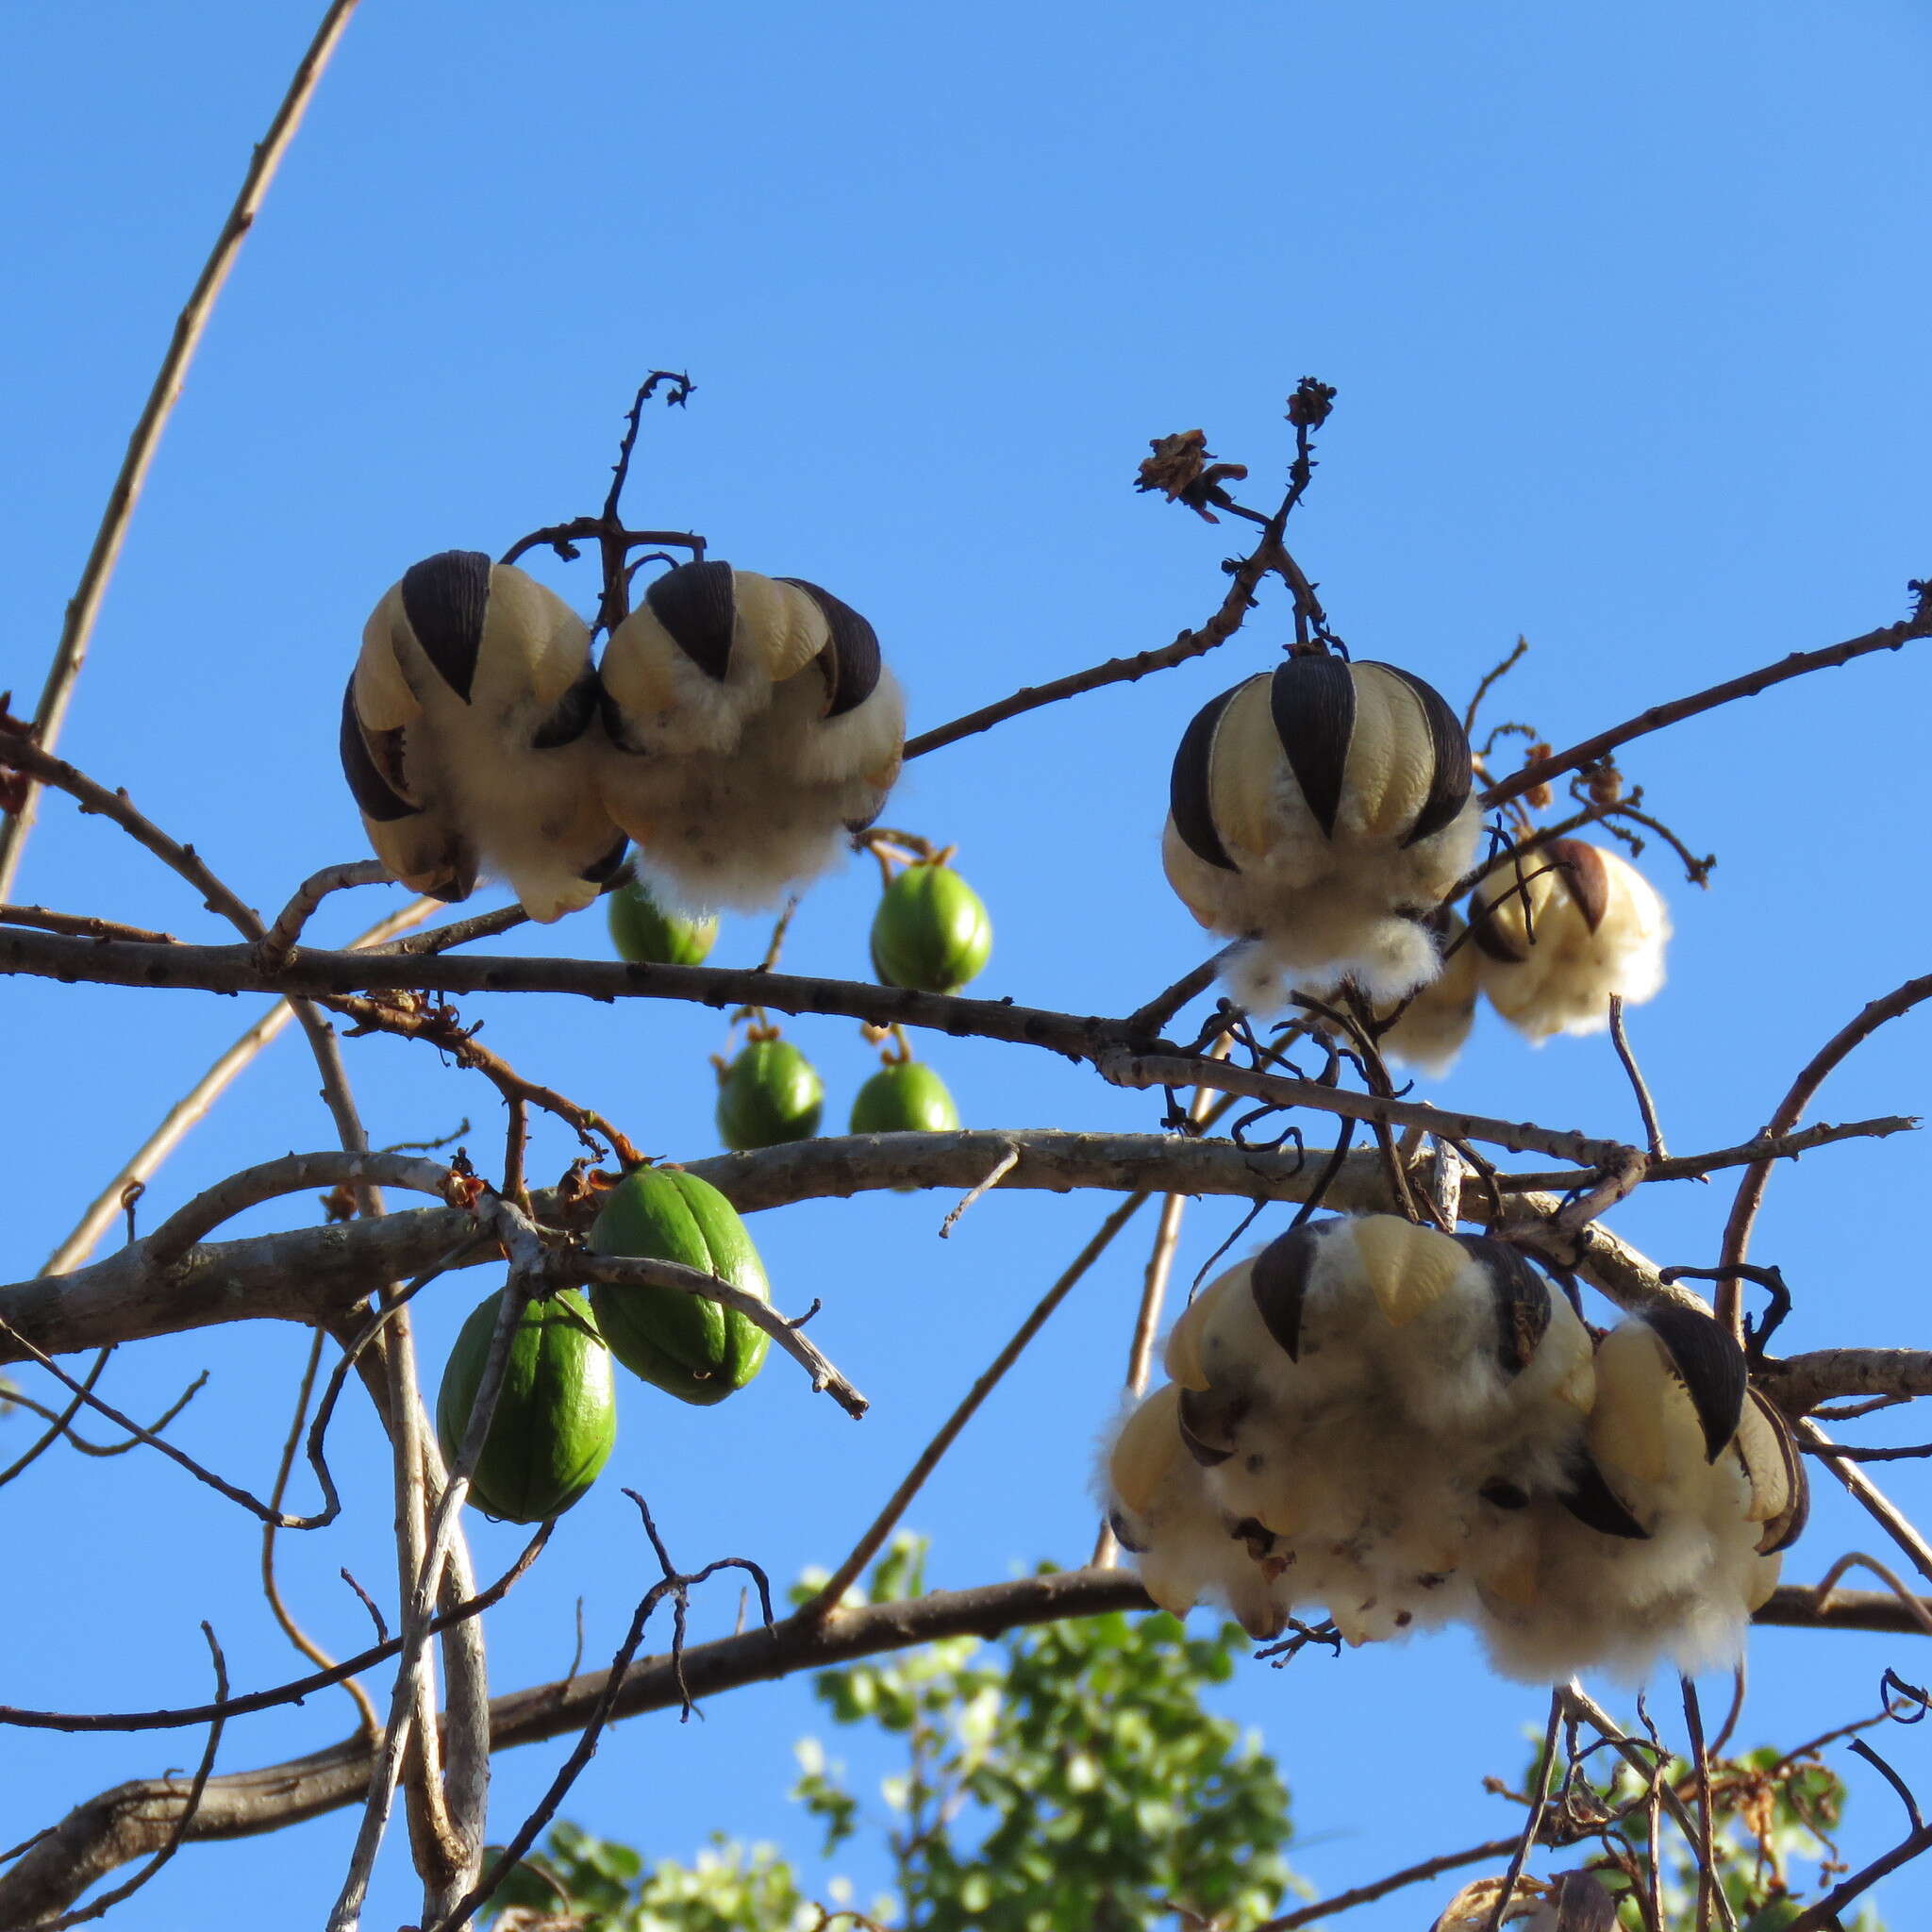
[850,1060,961,1136]
[870,862,992,994]
[608,878,717,966]
[589,1169,772,1406]
[435,1289,616,1523]
[850,1060,961,1193]
[716,1039,824,1151]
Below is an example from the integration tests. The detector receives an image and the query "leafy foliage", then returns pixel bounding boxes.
[486,1537,1298,1930]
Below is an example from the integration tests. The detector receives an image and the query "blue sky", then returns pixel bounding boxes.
[3,1,1931,1925]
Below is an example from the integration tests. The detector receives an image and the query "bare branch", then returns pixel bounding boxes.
[1483,607,1932,811]
[1,1570,1912,1922]
[806,1192,1148,1619]
[0,0,364,898]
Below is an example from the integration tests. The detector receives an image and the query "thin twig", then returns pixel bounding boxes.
[937,1142,1021,1238]
[1720,972,1932,1334]
[1481,1692,1561,1932]
[805,1193,1150,1620]
[262,1328,379,1740]
[0,0,364,899]
[257,860,394,967]
[1484,608,1932,811]
[1252,1836,1523,1930]
[1607,995,1669,1159]
[43,900,436,1275]
[32,1624,229,1931]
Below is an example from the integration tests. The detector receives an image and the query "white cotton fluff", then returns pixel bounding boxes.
[598,563,905,911]
[1468,839,1670,1041]
[1472,1313,1776,1684]
[342,553,624,924]
[1101,1384,1287,1639]
[1163,659,1481,1012]
[1374,911,1482,1074]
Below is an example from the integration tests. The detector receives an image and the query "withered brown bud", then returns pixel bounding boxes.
[1585,758,1624,807]
[1523,740,1554,810]
[1286,377,1337,429]
[1136,430,1249,523]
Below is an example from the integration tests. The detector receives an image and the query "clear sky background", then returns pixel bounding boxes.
[3,2,1930,1925]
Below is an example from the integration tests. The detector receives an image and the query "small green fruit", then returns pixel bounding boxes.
[850,1060,961,1192]
[435,1289,616,1523]
[850,1061,961,1136]
[588,1169,772,1405]
[608,878,717,966]
[871,862,992,993]
[716,1039,824,1150]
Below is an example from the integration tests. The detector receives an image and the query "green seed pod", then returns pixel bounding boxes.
[607,878,718,966]
[850,1060,961,1193]
[434,1289,616,1523]
[850,1060,961,1136]
[589,1169,772,1405]
[716,1038,824,1150]
[870,862,993,993]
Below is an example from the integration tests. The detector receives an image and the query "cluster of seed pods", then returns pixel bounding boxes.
[340,553,903,921]
[1160,652,1673,1069]
[1104,1214,1807,1683]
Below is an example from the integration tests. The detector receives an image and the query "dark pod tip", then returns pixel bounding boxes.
[1543,838,1612,933]
[339,679,419,824]
[1454,1233,1551,1377]
[579,831,631,888]
[1558,1451,1653,1541]
[1645,1304,1748,1461]
[399,550,492,703]
[1108,1507,1151,1556]
[530,663,603,750]
[1249,1225,1323,1361]
[777,575,882,716]
[1169,685,1243,871]
[1176,1388,1237,1467]
[1267,654,1356,838]
[643,559,738,681]
[1372,663,1474,848]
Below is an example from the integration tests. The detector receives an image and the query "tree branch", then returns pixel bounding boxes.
[0,0,363,899]
[0,1572,1920,1923]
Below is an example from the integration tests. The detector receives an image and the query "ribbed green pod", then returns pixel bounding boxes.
[434,1289,616,1523]
[589,1169,772,1405]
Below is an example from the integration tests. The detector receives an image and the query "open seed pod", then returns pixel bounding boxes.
[1162,656,1479,1008]
[598,561,904,909]
[342,551,626,922]
[1467,838,1670,1040]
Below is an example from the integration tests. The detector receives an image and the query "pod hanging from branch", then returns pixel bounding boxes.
[1162,657,1480,1010]
[1467,838,1670,1040]
[341,551,626,922]
[598,561,905,910]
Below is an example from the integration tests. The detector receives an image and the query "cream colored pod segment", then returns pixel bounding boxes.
[1101,1383,1287,1639]
[597,560,906,912]
[1467,838,1670,1040]
[340,551,626,924]
[1162,656,1481,1007]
